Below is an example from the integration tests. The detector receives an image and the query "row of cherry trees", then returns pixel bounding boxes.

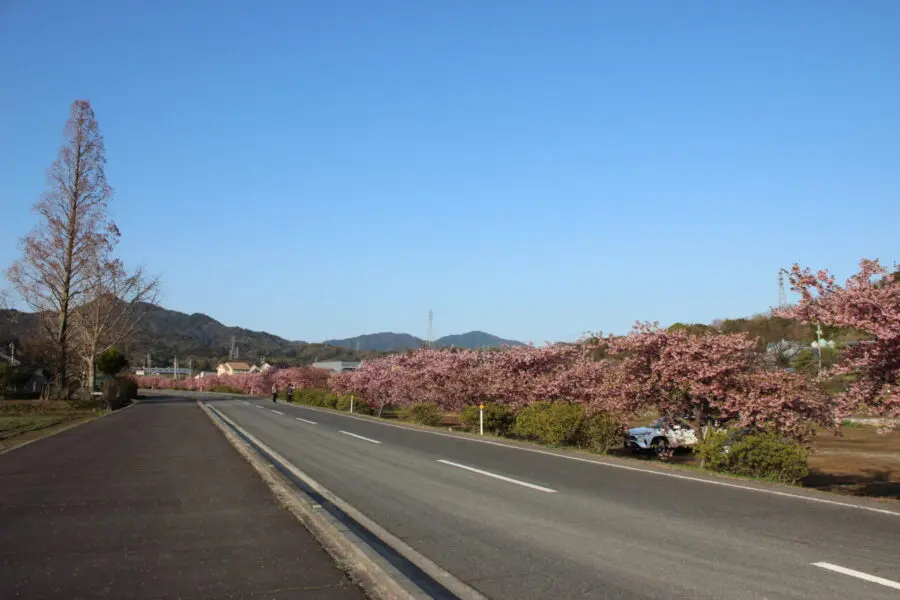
[138,366,330,395]
[329,327,834,440]
[138,259,898,438]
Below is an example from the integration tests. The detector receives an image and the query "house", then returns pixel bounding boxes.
[248,362,275,374]
[216,361,252,376]
[311,360,361,373]
[194,371,218,379]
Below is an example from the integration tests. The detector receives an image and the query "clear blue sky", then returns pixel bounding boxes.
[1,1,898,344]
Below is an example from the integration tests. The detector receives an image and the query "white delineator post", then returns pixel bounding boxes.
[350,395,354,414]
[479,403,484,436]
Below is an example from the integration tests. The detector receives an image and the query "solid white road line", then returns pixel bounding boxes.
[812,562,900,591]
[437,459,557,493]
[271,410,285,415]
[295,417,317,425]
[255,405,264,409]
[340,431,381,444]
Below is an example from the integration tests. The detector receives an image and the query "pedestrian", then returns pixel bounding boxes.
[271,383,278,403]
[286,383,294,403]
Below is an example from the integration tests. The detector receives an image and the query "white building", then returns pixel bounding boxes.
[216,361,252,376]
[311,360,361,373]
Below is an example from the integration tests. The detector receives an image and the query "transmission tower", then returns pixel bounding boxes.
[427,310,434,347]
[229,336,236,360]
[777,268,790,308]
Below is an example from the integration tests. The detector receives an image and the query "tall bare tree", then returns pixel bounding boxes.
[71,258,160,391]
[6,100,117,397]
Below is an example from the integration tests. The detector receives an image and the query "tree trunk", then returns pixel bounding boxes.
[694,405,709,468]
[55,134,81,400]
[85,354,96,396]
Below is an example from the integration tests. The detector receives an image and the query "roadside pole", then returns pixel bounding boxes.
[479,403,484,436]
[350,395,354,414]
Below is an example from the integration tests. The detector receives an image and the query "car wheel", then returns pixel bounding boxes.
[651,437,669,457]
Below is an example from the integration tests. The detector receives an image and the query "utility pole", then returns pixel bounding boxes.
[174,355,178,380]
[815,323,824,379]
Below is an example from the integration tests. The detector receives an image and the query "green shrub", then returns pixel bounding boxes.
[334,394,374,414]
[695,429,733,471]
[698,430,809,484]
[118,376,138,400]
[511,402,550,440]
[402,403,443,426]
[96,348,129,376]
[460,403,514,435]
[290,388,340,409]
[100,376,136,411]
[576,411,625,454]
[541,402,586,445]
[512,401,585,446]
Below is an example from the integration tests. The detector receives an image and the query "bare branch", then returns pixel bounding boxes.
[70,259,161,390]
[4,100,115,396]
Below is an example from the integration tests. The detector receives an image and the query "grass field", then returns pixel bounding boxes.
[0,400,100,451]
[0,414,69,440]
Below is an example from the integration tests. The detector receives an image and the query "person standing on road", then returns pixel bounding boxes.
[286,383,294,403]
[271,383,278,403]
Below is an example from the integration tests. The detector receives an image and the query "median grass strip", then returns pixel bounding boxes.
[0,401,105,453]
[0,414,69,440]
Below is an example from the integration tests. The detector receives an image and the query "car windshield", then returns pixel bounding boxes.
[649,417,692,429]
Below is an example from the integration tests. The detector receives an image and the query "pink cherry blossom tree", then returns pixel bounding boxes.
[779,258,900,422]
[600,323,833,440]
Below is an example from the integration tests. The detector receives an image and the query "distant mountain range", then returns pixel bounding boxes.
[325,331,524,352]
[0,304,523,370]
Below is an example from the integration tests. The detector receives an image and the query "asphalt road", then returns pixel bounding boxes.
[0,397,364,600]
[193,392,900,600]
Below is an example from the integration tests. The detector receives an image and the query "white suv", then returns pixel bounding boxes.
[626,417,700,456]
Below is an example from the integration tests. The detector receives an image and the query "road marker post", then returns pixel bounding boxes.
[479,404,484,436]
[350,395,354,414]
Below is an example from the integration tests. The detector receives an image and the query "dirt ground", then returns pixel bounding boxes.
[623,424,900,500]
[805,426,900,499]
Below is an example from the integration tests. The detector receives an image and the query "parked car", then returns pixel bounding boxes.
[626,417,699,456]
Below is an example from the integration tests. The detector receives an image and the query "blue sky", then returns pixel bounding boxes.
[1,1,898,344]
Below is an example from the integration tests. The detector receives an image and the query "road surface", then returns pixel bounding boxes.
[198,392,900,600]
[0,397,364,600]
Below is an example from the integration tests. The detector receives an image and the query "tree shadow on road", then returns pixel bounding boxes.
[803,468,900,500]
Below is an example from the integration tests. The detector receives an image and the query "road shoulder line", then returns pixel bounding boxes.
[199,400,487,600]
